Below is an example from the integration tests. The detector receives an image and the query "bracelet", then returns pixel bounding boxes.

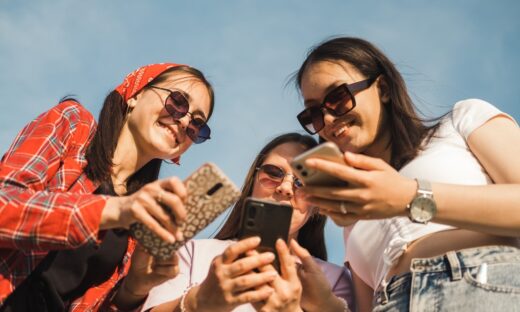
[336,297,349,312]
[179,283,199,312]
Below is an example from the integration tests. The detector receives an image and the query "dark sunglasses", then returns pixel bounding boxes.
[149,86,211,144]
[297,77,377,134]
[256,164,304,190]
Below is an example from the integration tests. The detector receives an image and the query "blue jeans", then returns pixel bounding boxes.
[372,245,520,312]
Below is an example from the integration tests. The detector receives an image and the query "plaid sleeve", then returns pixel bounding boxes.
[0,101,108,251]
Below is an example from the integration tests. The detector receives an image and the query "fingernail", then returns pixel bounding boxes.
[176,231,184,242]
[305,159,316,166]
[168,235,176,244]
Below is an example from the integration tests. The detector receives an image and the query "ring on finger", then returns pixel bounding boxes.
[157,190,165,204]
[339,201,348,214]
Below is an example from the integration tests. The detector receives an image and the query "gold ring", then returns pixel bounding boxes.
[157,190,165,204]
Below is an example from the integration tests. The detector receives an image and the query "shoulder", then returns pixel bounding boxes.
[51,100,96,127]
[450,99,516,139]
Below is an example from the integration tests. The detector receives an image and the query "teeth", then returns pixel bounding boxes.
[159,123,176,139]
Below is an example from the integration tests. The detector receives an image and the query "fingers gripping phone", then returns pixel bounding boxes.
[130,163,241,259]
[238,198,293,273]
[290,142,347,187]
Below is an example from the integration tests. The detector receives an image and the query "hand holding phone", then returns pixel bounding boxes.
[130,163,241,259]
[238,198,293,272]
[290,142,347,187]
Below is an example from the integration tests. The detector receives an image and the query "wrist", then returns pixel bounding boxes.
[399,178,418,216]
[122,275,150,298]
[100,197,125,230]
[183,284,203,312]
[110,278,149,311]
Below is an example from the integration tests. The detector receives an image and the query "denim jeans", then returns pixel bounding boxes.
[372,245,520,312]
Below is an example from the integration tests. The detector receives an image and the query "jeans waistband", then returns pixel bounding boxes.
[409,245,520,274]
[374,245,520,306]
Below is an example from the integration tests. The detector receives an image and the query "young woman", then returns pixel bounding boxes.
[293,37,520,311]
[143,133,355,312]
[0,63,214,311]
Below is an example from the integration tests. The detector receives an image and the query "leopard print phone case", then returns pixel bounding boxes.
[130,163,241,259]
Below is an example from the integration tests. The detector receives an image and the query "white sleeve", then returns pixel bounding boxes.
[141,241,195,311]
[451,98,518,139]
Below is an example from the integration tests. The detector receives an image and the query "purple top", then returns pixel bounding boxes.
[142,239,355,311]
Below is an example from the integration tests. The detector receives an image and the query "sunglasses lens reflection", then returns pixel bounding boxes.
[188,122,211,144]
[297,107,324,134]
[165,92,189,119]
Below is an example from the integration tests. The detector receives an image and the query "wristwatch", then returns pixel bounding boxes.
[406,179,437,224]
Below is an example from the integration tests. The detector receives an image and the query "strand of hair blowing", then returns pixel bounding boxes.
[84,90,127,184]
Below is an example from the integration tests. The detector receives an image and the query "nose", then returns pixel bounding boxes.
[177,112,192,129]
[275,175,295,198]
[322,108,337,127]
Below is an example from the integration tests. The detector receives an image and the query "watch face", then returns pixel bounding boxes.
[410,196,436,223]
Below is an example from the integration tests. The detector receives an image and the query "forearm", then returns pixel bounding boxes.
[0,186,107,250]
[110,278,149,311]
[432,183,520,236]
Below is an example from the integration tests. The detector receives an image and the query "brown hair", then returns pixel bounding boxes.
[295,37,441,169]
[84,66,214,194]
[215,133,329,261]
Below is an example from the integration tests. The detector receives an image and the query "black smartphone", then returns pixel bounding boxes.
[238,197,293,273]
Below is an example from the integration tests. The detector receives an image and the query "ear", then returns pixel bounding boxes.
[126,97,138,109]
[126,89,145,109]
[377,76,390,104]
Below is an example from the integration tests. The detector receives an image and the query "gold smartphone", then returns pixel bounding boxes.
[290,142,347,187]
[130,163,241,259]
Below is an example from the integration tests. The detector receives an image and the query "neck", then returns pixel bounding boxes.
[364,113,393,164]
[111,124,152,187]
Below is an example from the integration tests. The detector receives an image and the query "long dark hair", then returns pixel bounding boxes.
[215,133,328,261]
[84,66,214,194]
[295,37,441,169]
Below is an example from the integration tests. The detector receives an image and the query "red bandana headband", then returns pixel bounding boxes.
[115,63,185,164]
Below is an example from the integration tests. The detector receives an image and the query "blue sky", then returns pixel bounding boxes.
[1,0,519,265]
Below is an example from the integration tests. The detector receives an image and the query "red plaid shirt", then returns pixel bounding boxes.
[0,100,137,311]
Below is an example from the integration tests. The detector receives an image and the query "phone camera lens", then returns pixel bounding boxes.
[296,164,303,170]
[302,171,308,177]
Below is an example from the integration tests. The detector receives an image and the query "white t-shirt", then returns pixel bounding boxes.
[343,99,517,290]
[143,239,355,311]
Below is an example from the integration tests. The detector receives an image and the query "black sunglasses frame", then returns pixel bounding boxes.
[297,77,377,135]
[149,86,211,144]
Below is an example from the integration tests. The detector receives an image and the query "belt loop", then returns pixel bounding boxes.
[446,251,462,281]
[380,279,389,305]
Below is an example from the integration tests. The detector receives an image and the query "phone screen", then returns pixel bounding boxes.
[238,198,293,272]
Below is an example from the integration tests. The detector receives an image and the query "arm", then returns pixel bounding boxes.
[432,116,520,236]
[302,116,520,237]
[110,246,180,311]
[351,270,374,312]
[0,101,108,250]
